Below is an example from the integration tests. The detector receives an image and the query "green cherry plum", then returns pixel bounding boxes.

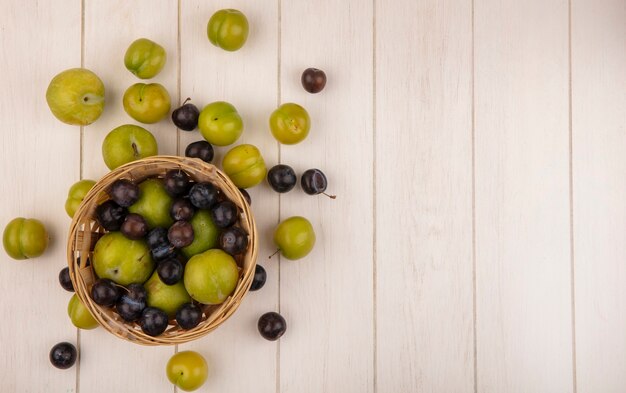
[198,101,243,146]
[67,293,99,330]
[145,270,191,318]
[269,103,310,144]
[181,210,219,258]
[124,38,167,79]
[3,218,49,260]
[123,83,171,124]
[102,124,158,170]
[207,9,249,52]
[128,178,174,228]
[221,144,267,188]
[184,249,239,305]
[92,232,155,285]
[166,351,208,392]
[46,68,105,126]
[273,216,316,260]
[65,179,96,218]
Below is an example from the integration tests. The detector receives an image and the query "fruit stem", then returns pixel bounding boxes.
[323,192,337,199]
[131,142,139,158]
[81,93,104,104]
[182,97,191,105]
[268,249,280,259]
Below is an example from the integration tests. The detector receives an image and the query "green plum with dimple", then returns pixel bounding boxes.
[124,38,167,79]
[221,144,267,188]
[92,232,154,285]
[68,293,99,330]
[273,216,316,260]
[46,68,105,126]
[182,210,219,258]
[123,83,171,124]
[128,179,174,228]
[2,218,49,260]
[198,101,243,146]
[184,249,239,305]
[269,103,311,145]
[102,124,158,170]
[207,9,249,51]
[145,270,191,319]
[166,351,208,392]
[65,179,96,218]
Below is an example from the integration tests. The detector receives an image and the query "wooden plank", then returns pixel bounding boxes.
[375,0,474,391]
[572,0,626,391]
[474,0,573,391]
[279,1,374,392]
[178,2,279,393]
[79,1,178,391]
[0,1,81,392]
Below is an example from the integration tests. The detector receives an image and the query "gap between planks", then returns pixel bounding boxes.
[470,0,478,392]
[372,0,378,393]
[276,1,283,393]
[77,1,86,392]
[567,0,578,391]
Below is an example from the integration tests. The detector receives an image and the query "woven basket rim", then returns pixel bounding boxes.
[66,156,258,346]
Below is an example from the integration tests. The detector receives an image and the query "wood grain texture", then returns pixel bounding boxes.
[78,1,178,392]
[0,1,80,392]
[474,0,574,391]
[178,1,279,392]
[279,1,374,393]
[375,0,475,392]
[2,0,626,391]
[572,0,626,391]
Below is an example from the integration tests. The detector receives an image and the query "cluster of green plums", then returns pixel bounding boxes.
[89,173,249,332]
[5,6,336,392]
[44,8,310,149]
[169,95,312,146]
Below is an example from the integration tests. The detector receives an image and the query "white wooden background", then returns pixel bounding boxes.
[0,0,623,392]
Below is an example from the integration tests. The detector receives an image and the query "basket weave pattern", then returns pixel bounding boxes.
[67,156,258,345]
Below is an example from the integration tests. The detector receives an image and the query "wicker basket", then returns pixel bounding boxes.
[67,156,258,345]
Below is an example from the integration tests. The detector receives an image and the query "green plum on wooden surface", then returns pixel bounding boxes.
[46,68,105,126]
[269,103,310,144]
[198,101,243,146]
[221,144,267,188]
[92,232,154,286]
[128,179,174,228]
[102,124,158,170]
[184,249,239,305]
[273,216,316,260]
[65,179,96,218]
[124,38,166,79]
[67,293,99,330]
[2,218,48,260]
[207,9,249,52]
[145,270,191,318]
[181,210,219,258]
[123,83,171,124]
[166,351,208,392]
